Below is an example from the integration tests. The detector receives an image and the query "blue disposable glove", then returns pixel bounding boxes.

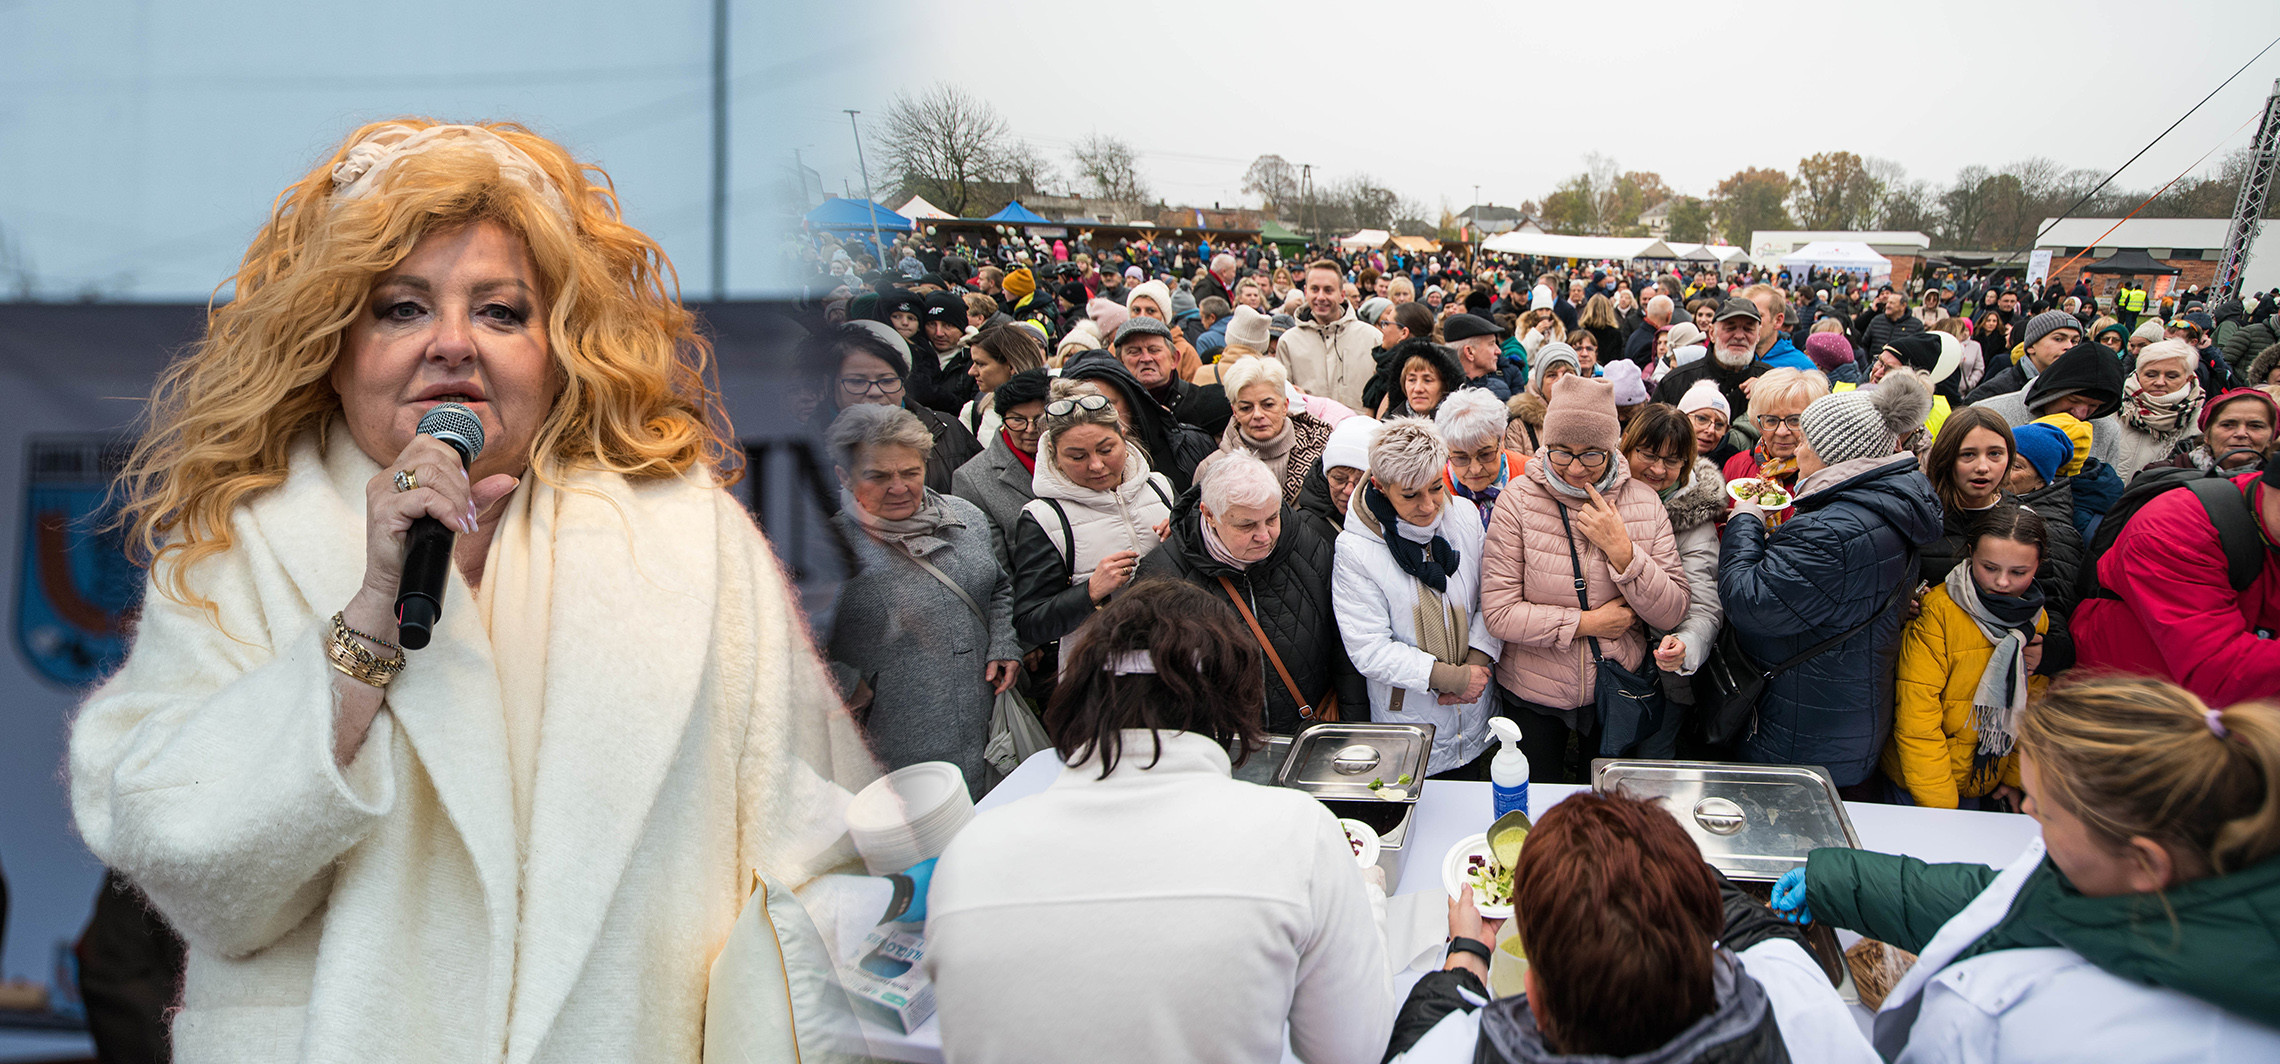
[884,857,939,925]
[1770,867,1811,926]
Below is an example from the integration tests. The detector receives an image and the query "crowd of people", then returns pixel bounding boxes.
[812,226,2280,802]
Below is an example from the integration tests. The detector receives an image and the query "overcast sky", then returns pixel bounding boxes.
[4,0,2276,299]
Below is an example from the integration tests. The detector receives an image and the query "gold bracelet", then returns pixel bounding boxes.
[327,611,406,687]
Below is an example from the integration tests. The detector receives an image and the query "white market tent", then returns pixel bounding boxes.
[1777,240,1890,278]
[896,195,955,220]
[1339,228,1392,250]
[1478,231,1664,261]
[1705,245,1751,263]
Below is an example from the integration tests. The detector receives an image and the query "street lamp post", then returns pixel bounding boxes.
[845,109,885,265]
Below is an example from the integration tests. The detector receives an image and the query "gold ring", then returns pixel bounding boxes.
[393,469,419,493]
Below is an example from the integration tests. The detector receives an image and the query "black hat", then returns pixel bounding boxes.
[922,291,967,327]
[1713,297,1762,323]
[2023,340,2127,421]
[1440,313,1503,343]
[1056,281,1090,307]
[1882,333,1942,375]
[880,290,925,321]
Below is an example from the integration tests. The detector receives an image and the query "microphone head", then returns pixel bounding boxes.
[417,402,486,466]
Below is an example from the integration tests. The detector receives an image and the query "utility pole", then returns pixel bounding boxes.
[2216,78,2280,300]
[1300,163,1314,245]
[709,0,728,300]
[846,109,884,264]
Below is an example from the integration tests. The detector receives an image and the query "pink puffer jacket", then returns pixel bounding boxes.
[1479,461,1689,710]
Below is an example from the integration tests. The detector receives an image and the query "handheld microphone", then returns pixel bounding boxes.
[395,402,486,650]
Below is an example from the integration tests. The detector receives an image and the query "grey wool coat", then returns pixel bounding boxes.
[952,433,1036,573]
[829,492,1020,797]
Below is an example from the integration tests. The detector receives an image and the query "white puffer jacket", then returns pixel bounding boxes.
[1020,440,1174,584]
[1331,495,1502,775]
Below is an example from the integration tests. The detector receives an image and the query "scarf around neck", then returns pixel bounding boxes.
[1752,443,1801,488]
[1942,562,2045,782]
[1200,513,1252,571]
[1448,454,1508,526]
[841,486,962,558]
[1538,449,1620,500]
[1362,485,1457,592]
[1221,413,1297,487]
[2121,375,2203,436]
[1001,428,1036,474]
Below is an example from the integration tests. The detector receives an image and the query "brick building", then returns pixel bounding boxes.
[2031,217,2271,300]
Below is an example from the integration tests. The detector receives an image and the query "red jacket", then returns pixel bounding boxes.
[2073,473,2280,704]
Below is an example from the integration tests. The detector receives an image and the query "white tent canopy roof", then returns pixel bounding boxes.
[1339,228,1392,249]
[1478,231,1664,261]
[896,195,955,220]
[1777,240,1891,272]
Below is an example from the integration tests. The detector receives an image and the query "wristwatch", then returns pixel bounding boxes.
[1446,936,1493,965]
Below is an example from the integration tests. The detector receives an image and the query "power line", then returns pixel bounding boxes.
[2028,32,2280,251]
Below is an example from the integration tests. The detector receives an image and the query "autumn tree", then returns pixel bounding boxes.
[1711,167,1793,246]
[1666,197,1714,243]
[1792,151,1878,230]
[876,83,1013,217]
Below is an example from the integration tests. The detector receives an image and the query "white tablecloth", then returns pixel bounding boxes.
[854,749,2044,1062]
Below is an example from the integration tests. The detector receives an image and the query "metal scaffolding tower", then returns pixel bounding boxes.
[2216,79,2280,298]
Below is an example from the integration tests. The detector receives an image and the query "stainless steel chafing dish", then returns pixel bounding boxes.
[1591,759,1861,882]
[1274,723,1435,890]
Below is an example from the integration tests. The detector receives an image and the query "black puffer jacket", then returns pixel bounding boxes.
[1134,487,1363,733]
[1719,454,1943,786]
[1915,484,2084,675]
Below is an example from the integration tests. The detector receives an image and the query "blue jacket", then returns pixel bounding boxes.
[1759,336,1815,372]
[1718,454,1943,785]
[1195,318,1229,359]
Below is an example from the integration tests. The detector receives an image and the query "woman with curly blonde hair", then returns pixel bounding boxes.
[69,119,876,1064]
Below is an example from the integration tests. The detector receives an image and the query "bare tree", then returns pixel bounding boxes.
[1241,154,1300,215]
[0,223,34,298]
[1071,133,1150,217]
[1002,138,1057,196]
[876,83,1012,217]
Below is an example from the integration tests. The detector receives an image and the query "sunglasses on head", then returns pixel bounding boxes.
[1046,393,1113,417]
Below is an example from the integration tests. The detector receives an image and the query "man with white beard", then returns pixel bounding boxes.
[1649,296,1772,418]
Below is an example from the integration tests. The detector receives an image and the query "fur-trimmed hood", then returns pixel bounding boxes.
[1664,457,1727,532]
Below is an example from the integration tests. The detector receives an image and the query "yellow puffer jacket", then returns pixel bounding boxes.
[1881,584,2049,809]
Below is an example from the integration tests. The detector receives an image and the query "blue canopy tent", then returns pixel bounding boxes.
[804,198,912,256]
[984,201,1050,225]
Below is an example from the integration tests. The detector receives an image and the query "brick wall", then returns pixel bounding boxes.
[1887,254,1919,287]
[2076,259,2219,302]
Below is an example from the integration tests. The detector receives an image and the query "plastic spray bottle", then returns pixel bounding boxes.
[1487,717,1529,818]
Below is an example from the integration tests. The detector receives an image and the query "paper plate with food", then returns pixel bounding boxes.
[1726,477,1793,511]
[1338,818,1381,869]
[1442,828,1525,919]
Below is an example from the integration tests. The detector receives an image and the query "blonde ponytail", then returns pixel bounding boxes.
[2020,676,2280,876]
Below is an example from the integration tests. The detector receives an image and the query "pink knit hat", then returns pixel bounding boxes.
[1805,332,1855,372]
[1541,373,1621,455]
[1089,297,1130,337]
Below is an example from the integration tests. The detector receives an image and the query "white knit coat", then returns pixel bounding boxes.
[69,429,876,1064]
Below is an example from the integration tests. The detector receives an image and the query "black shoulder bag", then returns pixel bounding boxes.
[1696,563,1915,747]
[1556,504,1667,758]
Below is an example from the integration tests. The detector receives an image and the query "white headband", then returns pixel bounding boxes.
[330,123,569,221]
[1105,651,1157,676]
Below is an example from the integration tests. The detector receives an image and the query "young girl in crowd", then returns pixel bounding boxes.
[1785,675,2280,1059]
[1886,505,2049,810]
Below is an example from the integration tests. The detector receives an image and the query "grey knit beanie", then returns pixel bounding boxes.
[2021,309,2081,351]
[1799,370,1933,466]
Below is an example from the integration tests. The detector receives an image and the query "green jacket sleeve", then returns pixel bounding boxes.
[1804,847,2001,955]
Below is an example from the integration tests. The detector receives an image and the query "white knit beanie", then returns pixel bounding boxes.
[1126,280,1174,320]
[1227,304,1271,350]
[1799,369,1933,466]
[1677,378,1730,420]
[1322,415,1383,472]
